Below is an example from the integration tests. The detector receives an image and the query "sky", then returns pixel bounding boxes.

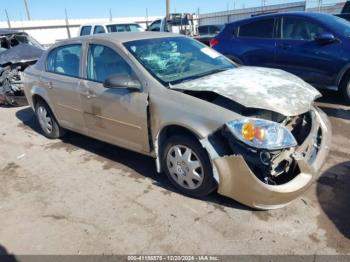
[1,0,342,21]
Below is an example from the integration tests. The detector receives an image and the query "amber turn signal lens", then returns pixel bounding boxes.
[242,122,266,141]
[242,122,255,141]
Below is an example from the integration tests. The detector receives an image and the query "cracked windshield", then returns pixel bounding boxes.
[124,37,235,85]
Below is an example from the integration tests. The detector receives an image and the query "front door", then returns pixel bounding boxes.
[275,16,342,87]
[80,43,150,153]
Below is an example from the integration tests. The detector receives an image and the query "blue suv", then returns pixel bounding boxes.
[211,12,350,103]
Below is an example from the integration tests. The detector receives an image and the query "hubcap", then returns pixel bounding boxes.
[166,145,204,190]
[37,106,53,134]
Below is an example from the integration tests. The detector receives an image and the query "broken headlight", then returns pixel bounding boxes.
[226,118,297,150]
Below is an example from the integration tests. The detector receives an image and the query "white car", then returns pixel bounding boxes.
[78,22,144,36]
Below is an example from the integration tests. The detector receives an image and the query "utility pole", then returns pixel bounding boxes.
[318,0,322,12]
[146,8,149,27]
[262,0,266,12]
[233,0,236,10]
[5,9,11,28]
[109,8,113,22]
[65,8,71,39]
[166,0,170,19]
[23,0,31,20]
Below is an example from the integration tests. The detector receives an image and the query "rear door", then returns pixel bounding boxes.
[234,17,277,67]
[42,43,86,131]
[274,16,342,86]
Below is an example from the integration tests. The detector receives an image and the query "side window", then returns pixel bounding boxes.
[129,24,142,32]
[198,26,208,35]
[47,44,81,78]
[116,25,126,32]
[282,17,325,41]
[94,26,106,34]
[87,44,133,83]
[209,25,222,35]
[148,20,161,31]
[80,26,92,36]
[239,19,275,38]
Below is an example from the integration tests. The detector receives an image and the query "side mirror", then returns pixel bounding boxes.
[315,32,336,45]
[103,75,141,91]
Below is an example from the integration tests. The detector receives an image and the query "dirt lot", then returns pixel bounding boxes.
[0,91,349,255]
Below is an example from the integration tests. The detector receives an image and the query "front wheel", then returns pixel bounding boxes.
[35,101,65,139]
[162,135,217,198]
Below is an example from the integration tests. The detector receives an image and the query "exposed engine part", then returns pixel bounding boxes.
[0,64,29,106]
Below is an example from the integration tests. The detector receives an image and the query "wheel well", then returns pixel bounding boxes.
[31,95,58,121]
[32,94,47,108]
[156,125,201,173]
[339,68,350,88]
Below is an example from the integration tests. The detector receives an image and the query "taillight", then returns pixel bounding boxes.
[210,38,219,48]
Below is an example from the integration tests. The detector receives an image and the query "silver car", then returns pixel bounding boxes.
[23,32,331,209]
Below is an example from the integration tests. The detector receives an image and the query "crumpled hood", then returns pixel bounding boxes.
[172,67,321,116]
[0,44,43,66]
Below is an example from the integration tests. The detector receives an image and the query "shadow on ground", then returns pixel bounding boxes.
[16,107,250,211]
[317,161,350,240]
[0,245,17,262]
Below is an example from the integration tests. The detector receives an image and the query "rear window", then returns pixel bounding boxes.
[239,19,274,38]
[107,24,142,32]
[80,26,91,36]
[198,26,209,35]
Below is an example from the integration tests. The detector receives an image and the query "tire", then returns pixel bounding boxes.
[35,100,65,139]
[340,75,350,104]
[161,135,217,198]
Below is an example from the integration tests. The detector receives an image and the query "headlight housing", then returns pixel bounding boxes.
[226,118,297,150]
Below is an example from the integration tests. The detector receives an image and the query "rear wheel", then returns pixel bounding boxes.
[35,100,65,139]
[162,135,217,198]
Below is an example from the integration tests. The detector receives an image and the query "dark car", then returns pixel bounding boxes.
[0,29,43,106]
[194,24,224,46]
[336,0,350,21]
[211,12,350,103]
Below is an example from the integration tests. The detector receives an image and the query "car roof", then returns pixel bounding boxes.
[229,11,336,25]
[81,22,140,27]
[0,28,20,35]
[58,32,181,45]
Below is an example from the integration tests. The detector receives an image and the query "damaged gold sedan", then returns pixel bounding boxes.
[23,32,331,209]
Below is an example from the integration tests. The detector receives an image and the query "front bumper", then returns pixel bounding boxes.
[213,107,332,210]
